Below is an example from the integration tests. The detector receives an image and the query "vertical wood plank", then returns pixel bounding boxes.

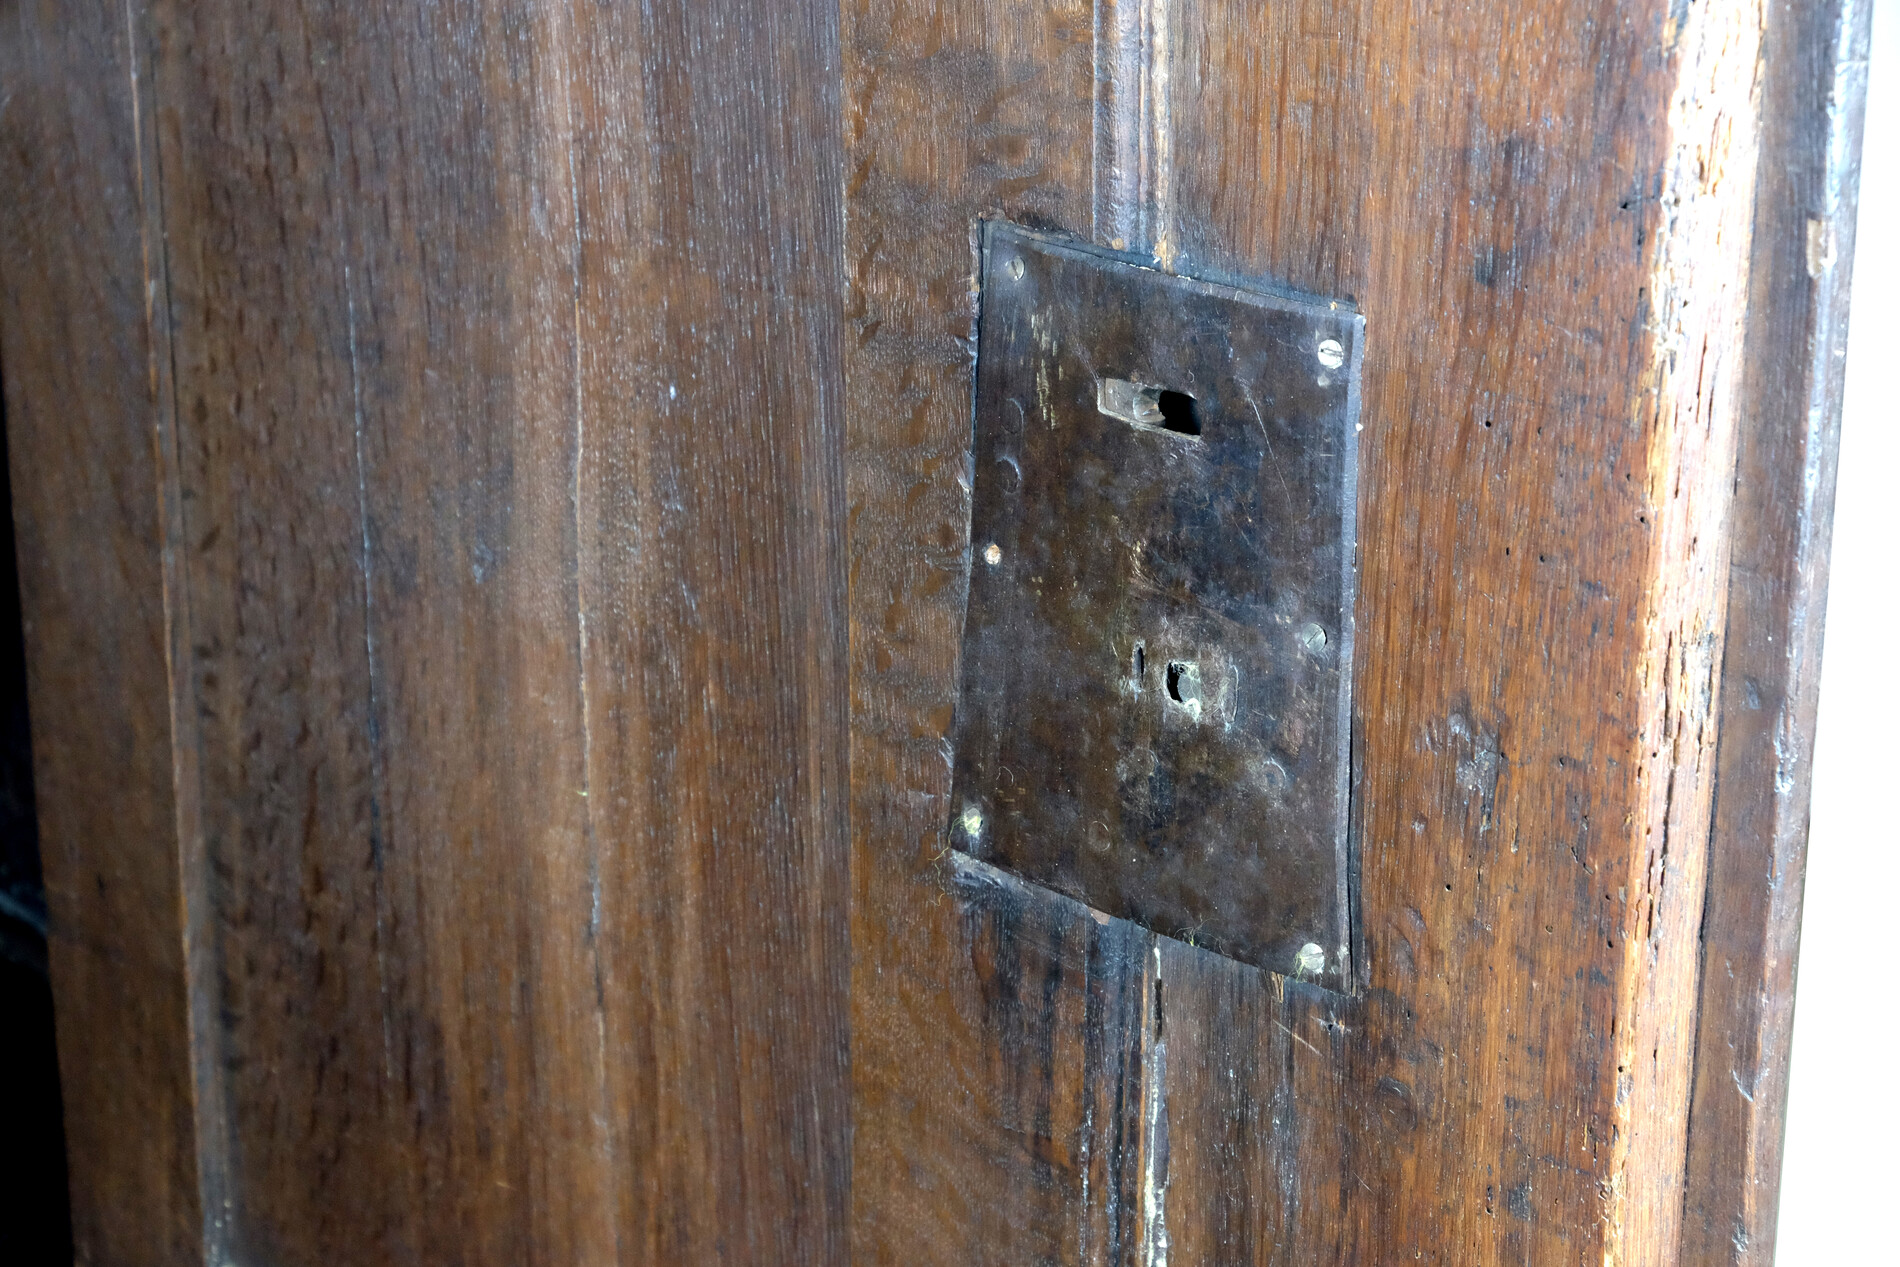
[1679,1,1874,1262]
[846,1,1787,1263]
[569,0,852,1260]
[3,0,1861,1257]
[142,0,414,1254]
[0,1,207,1261]
[1160,1,1743,1261]
[842,0,1130,1260]
[21,0,854,1260]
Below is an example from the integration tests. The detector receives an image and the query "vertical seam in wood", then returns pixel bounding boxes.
[1137,941,1169,1267]
[557,24,623,1257]
[1091,0,1104,243]
[315,29,407,1244]
[127,0,226,1253]
[342,269,399,1094]
[1145,0,1174,271]
[1092,0,1173,264]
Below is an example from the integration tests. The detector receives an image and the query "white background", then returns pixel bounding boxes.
[1776,0,1900,1259]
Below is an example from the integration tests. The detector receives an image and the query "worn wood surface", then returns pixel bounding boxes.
[0,1,205,1261]
[1679,1,1873,1263]
[0,0,1865,1261]
[843,0,1840,1263]
[3,0,848,1262]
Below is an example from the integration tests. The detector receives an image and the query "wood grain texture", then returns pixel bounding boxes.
[0,1,206,1261]
[3,0,1863,1259]
[844,0,1800,1263]
[1679,1,1874,1262]
[842,1,1119,1260]
[7,0,847,1260]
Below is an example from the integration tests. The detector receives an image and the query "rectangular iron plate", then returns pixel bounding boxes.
[948,222,1362,987]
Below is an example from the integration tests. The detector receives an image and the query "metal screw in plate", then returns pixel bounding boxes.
[1316,337,1346,370]
[1005,256,1026,281]
[1294,942,1327,976]
[1298,621,1328,653]
[983,542,1003,566]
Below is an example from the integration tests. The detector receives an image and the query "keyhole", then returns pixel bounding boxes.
[1098,379,1202,437]
[1154,390,1199,436]
[1164,660,1204,720]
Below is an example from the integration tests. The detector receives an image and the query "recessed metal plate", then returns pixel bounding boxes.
[948,222,1362,986]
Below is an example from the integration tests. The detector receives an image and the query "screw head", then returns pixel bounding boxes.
[983,542,1003,566]
[1316,337,1346,370]
[1005,256,1026,281]
[1298,621,1328,653]
[1295,942,1327,976]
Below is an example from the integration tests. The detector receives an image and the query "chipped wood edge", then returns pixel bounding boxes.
[1676,0,1875,1261]
[1605,2,1768,1263]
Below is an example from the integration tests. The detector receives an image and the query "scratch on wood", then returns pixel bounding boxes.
[128,0,227,1245]
[1274,1017,1324,1058]
[341,266,397,1092]
[1139,941,1170,1267]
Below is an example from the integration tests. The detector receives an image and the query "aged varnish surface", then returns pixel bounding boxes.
[3,0,849,1262]
[0,0,1871,1264]
[841,0,1869,1264]
[1679,2,1873,1262]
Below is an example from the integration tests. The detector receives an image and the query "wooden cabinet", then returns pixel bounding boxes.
[0,0,1870,1261]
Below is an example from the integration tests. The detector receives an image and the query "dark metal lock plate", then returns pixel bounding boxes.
[948,222,1362,987]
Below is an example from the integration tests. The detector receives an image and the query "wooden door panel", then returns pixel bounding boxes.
[0,0,1871,1262]
[4,0,849,1262]
[0,4,203,1262]
[843,1,1870,1265]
